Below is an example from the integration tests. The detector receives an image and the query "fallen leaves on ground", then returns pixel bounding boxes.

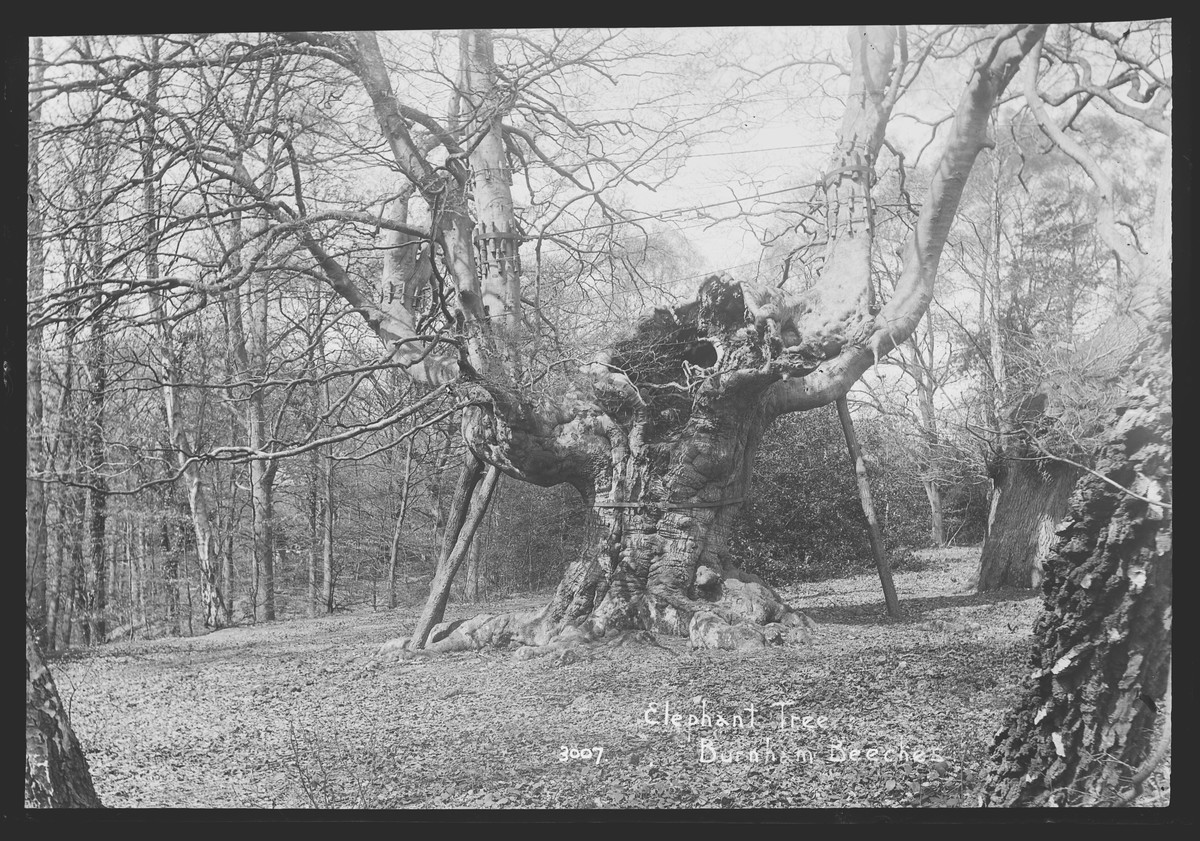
[60,549,1048,809]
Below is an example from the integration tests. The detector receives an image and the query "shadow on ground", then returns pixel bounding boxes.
[803,588,1040,626]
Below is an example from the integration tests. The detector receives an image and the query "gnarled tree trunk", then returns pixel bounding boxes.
[283,26,1047,655]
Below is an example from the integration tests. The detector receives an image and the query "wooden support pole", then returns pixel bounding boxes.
[409,454,500,649]
[836,397,901,617]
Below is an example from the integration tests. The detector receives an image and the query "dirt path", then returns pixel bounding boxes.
[57,549,1045,808]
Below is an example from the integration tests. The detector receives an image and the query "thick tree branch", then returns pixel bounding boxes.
[766,24,1048,416]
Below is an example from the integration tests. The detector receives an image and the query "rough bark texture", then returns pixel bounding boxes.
[982,386,1170,806]
[159,511,180,635]
[979,455,1080,590]
[26,619,103,808]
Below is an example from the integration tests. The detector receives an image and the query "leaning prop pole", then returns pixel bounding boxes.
[836,397,901,617]
[409,455,502,649]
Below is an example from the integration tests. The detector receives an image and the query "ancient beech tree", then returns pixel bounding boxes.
[270,25,1047,653]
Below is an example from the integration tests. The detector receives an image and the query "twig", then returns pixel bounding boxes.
[1021,441,1172,511]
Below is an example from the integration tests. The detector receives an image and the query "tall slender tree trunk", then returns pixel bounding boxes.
[250,455,275,621]
[85,313,108,644]
[907,317,946,546]
[159,514,180,635]
[46,491,68,651]
[322,447,336,614]
[308,447,319,619]
[225,180,278,622]
[387,436,415,609]
[26,37,49,638]
[462,535,483,602]
[25,619,102,808]
[141,51,224,628]
[923,481,945,546]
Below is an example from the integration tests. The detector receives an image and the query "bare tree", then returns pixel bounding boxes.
[274,25,1047,653]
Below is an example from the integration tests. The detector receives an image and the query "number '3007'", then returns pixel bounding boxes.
[559,745,604,764]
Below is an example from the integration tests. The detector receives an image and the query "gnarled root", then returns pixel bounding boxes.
[377,563,815,661]
[685,564,816,651]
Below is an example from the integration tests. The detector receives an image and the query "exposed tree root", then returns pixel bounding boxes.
[377,564,816,661]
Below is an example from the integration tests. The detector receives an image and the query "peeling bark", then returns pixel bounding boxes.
[983,385,1171,806]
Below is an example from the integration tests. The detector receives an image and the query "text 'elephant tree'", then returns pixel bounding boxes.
[277,25,1048,653]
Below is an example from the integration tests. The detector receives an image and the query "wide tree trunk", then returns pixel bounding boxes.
[978,455,1079,590]
[364,25,1046,656]
[983,388,1171,806]
[405,280,820,654]
[26,618,103,808]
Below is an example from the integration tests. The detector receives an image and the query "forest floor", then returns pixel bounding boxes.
[53,547,1169,810]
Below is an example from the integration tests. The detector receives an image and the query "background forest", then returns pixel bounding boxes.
[26,26,1166,644]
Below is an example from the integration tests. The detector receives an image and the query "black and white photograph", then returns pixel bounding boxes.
[22,23,1173,813]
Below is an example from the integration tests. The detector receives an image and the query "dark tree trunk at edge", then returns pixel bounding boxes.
[983,389,1171,806]
[25,618,103,808]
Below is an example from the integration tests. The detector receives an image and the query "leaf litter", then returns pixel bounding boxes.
[59,548,1043,808]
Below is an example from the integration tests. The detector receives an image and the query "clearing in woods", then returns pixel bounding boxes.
[55,548,1070,808]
